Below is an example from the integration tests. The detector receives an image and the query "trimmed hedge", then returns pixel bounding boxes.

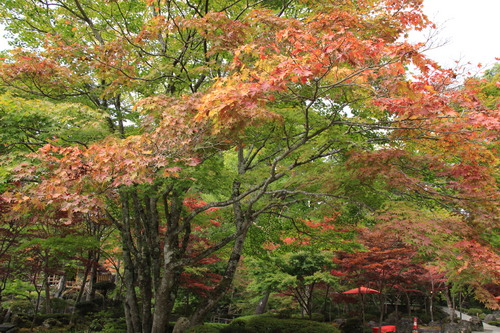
[221,315,340,333]
[465,308,484,316]
[189,323,228,333]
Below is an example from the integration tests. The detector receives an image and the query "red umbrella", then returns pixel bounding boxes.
[343,286,380,294]
[342,286,381,331]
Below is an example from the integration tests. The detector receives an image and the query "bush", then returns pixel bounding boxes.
[101,318,127,333]
[188,324,228,333]
[222,315,340,333]
[488,320,500,327]
[40,297,70,313]
[339,318,362,333]
[87,310,127,333]
[93,281,116,298]
[8,299,35,315]
[465,308,484,316]
[311,313,325,322]
[290,313,324,322]
[75,300,100,315]
[33,313,72,325]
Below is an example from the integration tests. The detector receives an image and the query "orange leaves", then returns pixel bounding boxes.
[191,9,412,131]
[0,49,79,94]
[380,0,433,31]
[195,76,282,134]
[303,217,339,231]
[183,12,249,56]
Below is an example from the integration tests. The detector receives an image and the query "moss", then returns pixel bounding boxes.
[222,315,340,333]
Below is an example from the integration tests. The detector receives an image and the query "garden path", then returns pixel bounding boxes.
[441,307,500,333]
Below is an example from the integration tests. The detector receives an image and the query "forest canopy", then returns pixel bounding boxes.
[0,0,498,332]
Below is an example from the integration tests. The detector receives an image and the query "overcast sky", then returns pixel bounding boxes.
[418,0,500,71]
[0,1,499,71]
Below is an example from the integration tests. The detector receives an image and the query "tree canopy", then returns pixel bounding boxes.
[0,0,498,332]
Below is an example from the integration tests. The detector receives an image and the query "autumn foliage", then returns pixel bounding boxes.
[0,0,498,331]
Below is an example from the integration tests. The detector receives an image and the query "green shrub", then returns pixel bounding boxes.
[465,308,484,316]
[33,313,72,325]
[488,320,500,327]
[188,324,226,333]
[101,318,127,333]
[223,315,340,333]
[40,297,70,313]
[416,313,433,324]
[93,281,116,299]
[290,313,324,322]
[75,300,100,315]
[311,313,325,322]
[8,299,35,315]
[340,318,362,333]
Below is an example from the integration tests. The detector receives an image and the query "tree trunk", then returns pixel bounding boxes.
[44,278,51,313]
[406,291,411,316]
[429,294,434,322]
[254,291,270,315]
[189,223,251,326]
[122,232,142,333]
[75,259,91,304]
[86,252,98,301]
[151,266,181,333]
[151,189,186,333]
[54,275,66,299]
[445,284,456,322]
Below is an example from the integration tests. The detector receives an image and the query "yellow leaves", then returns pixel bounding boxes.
[182,12,249,56]
[396,81,416,98]
[424,85,436,94]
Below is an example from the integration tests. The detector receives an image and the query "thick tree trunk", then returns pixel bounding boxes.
[151,266,181,333]
[86,252,99,301]
[43,275,51,314]
[151,188,186,333]
[122,247,142,333]
[54,275,66,299]
[120,192,143,333]
[254,291,270,315]
[120,256,142,333]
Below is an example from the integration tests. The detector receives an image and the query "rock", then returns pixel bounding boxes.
[333,318,346,326]
[386,311,401,323]
[469,316,483,331]
[396,317,413,333]
[172,317,190,333]
[428,321,441,327]
[484,314,497,323]
[0,324,17,333]
[443,320,472,333]
[42,318,62,329]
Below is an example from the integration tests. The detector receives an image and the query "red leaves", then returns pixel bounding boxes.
[334,229,427,290]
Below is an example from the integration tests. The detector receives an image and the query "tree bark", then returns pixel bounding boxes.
[445,283,456,322]
[54,275,66,299]
[254,291,270,315]
[86,251,98,301]
[189,223,250,326]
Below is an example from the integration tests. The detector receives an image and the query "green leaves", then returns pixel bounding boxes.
[0,92,108,153]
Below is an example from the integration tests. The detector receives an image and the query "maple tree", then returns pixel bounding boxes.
[0,0,498,332]
[334,229,429,324]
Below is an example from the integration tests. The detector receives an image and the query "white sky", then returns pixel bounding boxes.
[417,0,500,71]
[0,0,499,71]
